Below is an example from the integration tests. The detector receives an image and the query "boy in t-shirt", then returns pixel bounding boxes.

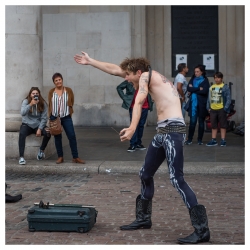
[206,72,231,146]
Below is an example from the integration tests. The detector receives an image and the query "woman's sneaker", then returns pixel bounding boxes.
[19,157,26,165]
[206,139,218,146]
[184,140,192,145]
[198,140,203,145]
[220,139,227,147]
[37,149,45,160]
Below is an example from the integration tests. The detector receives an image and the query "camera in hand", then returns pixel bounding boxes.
[34,95,39,101]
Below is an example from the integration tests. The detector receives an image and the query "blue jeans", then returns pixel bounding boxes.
[187,114,205,141]
[50,115,78,158]
[129,108,148,146]
[181,101,186,119]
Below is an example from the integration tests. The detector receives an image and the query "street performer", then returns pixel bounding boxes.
[74,51,210,244]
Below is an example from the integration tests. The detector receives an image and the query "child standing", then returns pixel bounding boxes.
[206,72,231,146]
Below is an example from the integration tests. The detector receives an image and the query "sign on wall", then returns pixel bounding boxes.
[171,6,218,77]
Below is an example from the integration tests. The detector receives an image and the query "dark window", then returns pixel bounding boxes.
[171,6,218,77]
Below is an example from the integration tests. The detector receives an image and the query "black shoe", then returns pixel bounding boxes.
[177,204,210,244]
[127,145,136,152]
[120,195,152,230]
[136,144,146,150]
[6,193,22,203]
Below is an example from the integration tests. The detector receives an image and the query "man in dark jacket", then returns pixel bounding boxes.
[117,80,153,152]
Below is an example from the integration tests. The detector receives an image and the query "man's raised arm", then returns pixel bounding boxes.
[74,51,126,78]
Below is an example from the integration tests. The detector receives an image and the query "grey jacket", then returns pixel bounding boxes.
[116,80,154,111]
[21,99,48,129]
[206,83,231,113]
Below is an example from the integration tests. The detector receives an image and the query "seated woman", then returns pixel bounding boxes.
[19,87,51,165]
[48,72,85,164]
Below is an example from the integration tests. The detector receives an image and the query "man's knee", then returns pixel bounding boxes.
[170,176,185,188]
[140,170,153,184]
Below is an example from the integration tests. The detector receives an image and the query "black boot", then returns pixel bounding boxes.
[5,183,22,203]
[177,204,210,244]
[120,194,152,230]
[6,193,22,203]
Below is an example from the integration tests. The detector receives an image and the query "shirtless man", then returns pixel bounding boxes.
[74,52,210,244]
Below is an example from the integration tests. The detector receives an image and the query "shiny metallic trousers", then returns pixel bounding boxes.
[139,132,198,209]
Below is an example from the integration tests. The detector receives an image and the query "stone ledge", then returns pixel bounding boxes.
[5,132,55,160]
[6,113,22,132]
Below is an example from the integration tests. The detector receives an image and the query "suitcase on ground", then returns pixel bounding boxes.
[27,200,98,233]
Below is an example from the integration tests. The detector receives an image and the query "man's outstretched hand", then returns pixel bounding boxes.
[74,51,90,65]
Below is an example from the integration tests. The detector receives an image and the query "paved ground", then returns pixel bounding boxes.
[5,172,245,245]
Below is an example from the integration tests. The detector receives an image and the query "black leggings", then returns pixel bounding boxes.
[18,123,51,157]
[139,132,198,209]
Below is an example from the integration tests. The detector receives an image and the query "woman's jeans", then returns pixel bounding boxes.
[129,108,148,146]
[188,114,205,141]
[51,115,78,158]
[19,123,51,157]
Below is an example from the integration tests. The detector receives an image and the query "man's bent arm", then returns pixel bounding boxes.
[177,82,185,99]
[74,51,126,78]
[130,73,149,131]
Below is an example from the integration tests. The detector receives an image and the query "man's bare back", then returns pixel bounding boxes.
[143,70,183,121]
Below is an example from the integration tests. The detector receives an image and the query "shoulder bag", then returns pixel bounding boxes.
[49,88,63,136]
[184,93,191,112]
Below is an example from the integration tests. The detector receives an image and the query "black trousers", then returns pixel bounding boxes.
[18,123,51,157]
[139,132,198,209]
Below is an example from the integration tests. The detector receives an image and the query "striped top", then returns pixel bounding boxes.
[51,90,70,118]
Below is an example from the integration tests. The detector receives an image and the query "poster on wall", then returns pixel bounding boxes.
[203,54,215,70]
[175,54,187,70]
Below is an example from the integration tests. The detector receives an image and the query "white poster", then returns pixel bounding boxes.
[176,54,187,70]
[203,54,215,70]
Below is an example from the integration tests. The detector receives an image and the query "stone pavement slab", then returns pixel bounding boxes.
[5,172,245,245]
[5,159,244,175]
[5,126,245,175]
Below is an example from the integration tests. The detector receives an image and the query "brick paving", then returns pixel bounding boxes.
[5,172,245,245]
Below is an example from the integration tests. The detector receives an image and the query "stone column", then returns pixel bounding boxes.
[5,5,43,131]
[219,5,245,123]
[146,6,172,125]
[131,6,146,57]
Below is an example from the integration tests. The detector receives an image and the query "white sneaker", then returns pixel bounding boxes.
[19,157,26,165]
[37,149,45,160]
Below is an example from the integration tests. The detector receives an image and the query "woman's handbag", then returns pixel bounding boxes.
[49,88,64,136]
[49,116,62,136]
[184,94,191,112]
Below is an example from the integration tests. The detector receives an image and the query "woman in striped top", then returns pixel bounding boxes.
[48,73,85,164]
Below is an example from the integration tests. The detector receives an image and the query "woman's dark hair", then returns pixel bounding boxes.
[177,63,187,72]
[24,87,47,113]
[214,71,223,79]
[52,72,63,82]
[191,64,207,79]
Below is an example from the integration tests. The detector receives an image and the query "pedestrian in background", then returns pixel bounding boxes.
[206,72,231,147]
[117,80,153,152]
[185,64,209,145]
[48,73,85,164]
[173,63,189,118]
[18,87,51,165]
